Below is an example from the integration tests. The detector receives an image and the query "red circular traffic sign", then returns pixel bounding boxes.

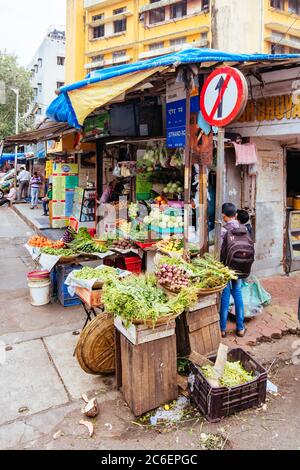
[200,67,248,127]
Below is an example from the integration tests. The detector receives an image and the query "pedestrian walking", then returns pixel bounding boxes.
[30,172,42,209]
[17,166,31,200]
[219,203,255,339]
[0,185,17,207]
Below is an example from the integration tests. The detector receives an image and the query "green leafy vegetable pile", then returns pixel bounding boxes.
[201,361,254,388]
[102,274,198,325]
[73,266,118,281]
[41,248,76,256]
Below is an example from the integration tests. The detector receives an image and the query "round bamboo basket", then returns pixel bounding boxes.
[76,313,115,375]
[196,284,227,296]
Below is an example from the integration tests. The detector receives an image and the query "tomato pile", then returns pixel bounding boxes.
[28,236,65,249]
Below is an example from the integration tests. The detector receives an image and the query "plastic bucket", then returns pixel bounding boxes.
[28,280,51,306]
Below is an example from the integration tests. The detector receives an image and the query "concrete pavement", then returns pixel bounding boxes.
[0,208,111,449]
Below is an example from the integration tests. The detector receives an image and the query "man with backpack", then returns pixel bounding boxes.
[219,203,255,338]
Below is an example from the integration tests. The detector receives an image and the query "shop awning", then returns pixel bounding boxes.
[3,121,73,146]
[46,47,300,129]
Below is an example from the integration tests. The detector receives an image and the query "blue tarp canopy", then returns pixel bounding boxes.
[0,153,26,163]
[46,47,300,129]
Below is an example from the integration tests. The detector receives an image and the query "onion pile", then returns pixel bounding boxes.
[156,264,190,291]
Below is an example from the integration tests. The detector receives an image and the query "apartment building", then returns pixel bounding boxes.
[66,0,300,84]
[28,25,66,123]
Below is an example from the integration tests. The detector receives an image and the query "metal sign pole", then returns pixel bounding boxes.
[214,127,225,259]
[184,88,191,259]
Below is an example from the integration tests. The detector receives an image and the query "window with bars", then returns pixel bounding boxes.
[112,50,127,62]
[93,25,105,38]
[92,13,104,21]
[271,43,285,54]
[170,37,187,46]
[270,0,284,10]
[92,55,104,63]
[149,41,164,50]
[114,18,127,33]
[170,1,187,19]
[113,7,126,15]
[149,7,165,24]
[57,56,65,66]
[289,0,300,14]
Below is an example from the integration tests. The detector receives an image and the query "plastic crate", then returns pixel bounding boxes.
[115,256,142,274]
[188,348,267,423]
[56,264,82,307]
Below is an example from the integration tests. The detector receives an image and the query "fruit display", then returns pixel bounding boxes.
[41,248,76,256]
[63,227,76,244]
[143,208,184,231]
[156,237,184,254]
[163,181,183,197]
[28,236,64,249]
[110,239,137,251]
[156,264,190,292]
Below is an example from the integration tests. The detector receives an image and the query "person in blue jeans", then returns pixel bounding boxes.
[219,203,246,338]
[30,172,41,209]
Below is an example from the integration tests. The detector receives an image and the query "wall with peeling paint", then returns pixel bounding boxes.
[251,138,285,278]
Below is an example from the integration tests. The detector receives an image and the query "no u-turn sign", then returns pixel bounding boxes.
[200,66,248,127]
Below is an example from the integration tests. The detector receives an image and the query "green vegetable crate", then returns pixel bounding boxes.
[188,349,267,422]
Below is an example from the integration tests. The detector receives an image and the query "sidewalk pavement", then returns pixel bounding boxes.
[223,273,300,351]
[12,203,65,240]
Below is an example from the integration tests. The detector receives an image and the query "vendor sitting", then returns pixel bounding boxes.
[0,184,17,207]
[42,183,53,216]
[100,180,125,204]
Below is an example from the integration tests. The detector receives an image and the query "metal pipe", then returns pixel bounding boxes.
[184,87,191,259]
[214,127,225,259]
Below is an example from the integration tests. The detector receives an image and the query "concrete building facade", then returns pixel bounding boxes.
[28,25,66,124]
[66,0,300,84]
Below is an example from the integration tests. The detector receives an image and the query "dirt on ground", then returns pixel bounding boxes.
[17,335,300,451]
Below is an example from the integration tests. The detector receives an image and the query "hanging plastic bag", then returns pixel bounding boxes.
[113,165,121,177]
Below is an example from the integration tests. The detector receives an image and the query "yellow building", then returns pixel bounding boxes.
[65,0,300,85]
[66,0,211,83]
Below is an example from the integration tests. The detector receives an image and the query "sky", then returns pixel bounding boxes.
[0,0,66,66]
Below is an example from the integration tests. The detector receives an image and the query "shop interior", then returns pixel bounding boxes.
[286,149,300,271]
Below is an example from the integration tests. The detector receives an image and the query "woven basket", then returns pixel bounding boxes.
[76,313,115,375]
[196,284,227,297]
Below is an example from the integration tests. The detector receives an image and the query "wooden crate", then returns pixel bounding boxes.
[176,299,221,358]
[187,305,221,357]
[114,316,175,345]
[75,287,102,307]
[116,331,178,416]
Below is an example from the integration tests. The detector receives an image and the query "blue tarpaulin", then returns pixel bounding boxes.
[0,153,26,163]
[46,47,300,129]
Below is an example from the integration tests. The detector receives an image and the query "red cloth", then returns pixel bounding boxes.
[233,143,258,166]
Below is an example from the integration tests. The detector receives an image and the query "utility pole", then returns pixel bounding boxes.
[11,88,19,190]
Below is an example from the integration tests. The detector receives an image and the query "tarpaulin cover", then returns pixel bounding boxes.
[46,47,300,129]
[0,153,26,163]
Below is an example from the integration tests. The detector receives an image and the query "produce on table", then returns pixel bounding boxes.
[41,248,76,256]
[69,239,108,254]
[102,274,197,326]
[28,236,64,249]
[73,266,118,281]
[157,255,237,290]
[63,227,76,244]
[201,361,254,388]
[143,208,184,230]
[163,181,183,196]
[157,237,184,254]
[156,264,189,292]
[76,227,92,240]
[110,239,136,251]
[128,203,140,220]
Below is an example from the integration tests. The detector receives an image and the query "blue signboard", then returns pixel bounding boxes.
[166,99,186,148]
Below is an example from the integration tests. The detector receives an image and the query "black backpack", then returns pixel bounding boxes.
[221,226,255,279]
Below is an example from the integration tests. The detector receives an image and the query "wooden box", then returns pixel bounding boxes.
[75,287,102,307]
[187,305,221,357]
[114,316,175,345]
[176,300,221,358]
[116,330,178,416]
